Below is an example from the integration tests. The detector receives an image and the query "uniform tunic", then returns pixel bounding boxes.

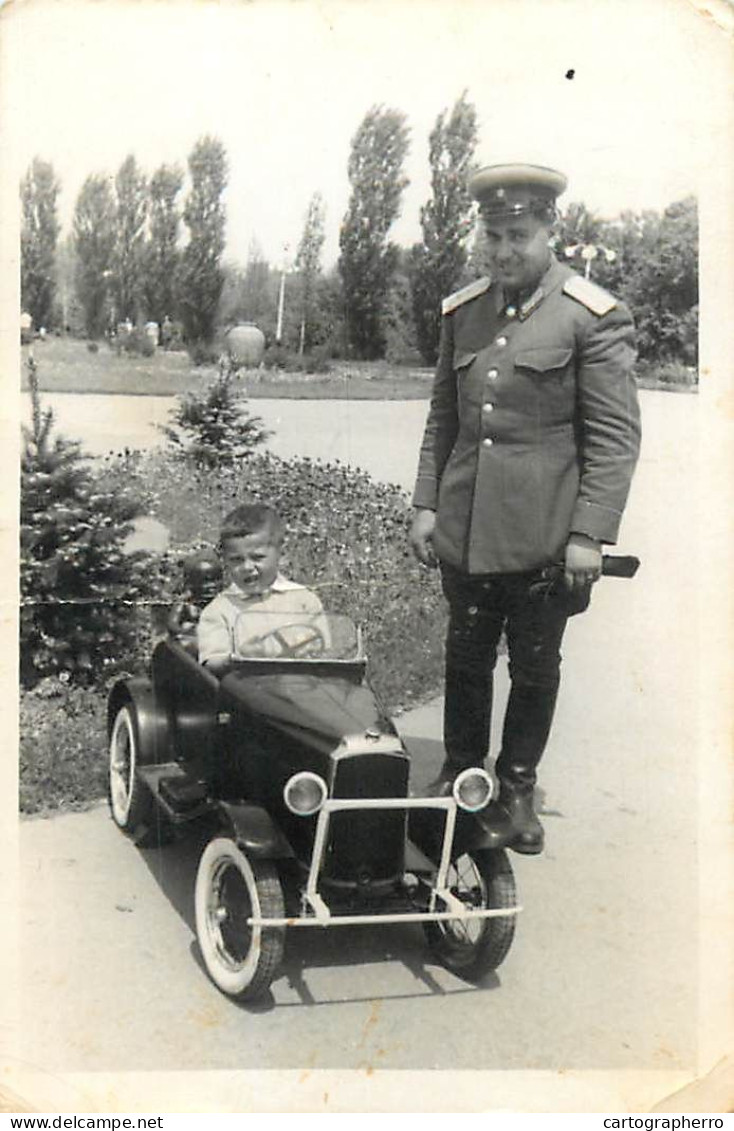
[413,255,641,575]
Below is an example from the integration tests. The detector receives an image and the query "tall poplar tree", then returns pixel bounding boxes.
[111,155,148,323]
[179,135,228,343]
[409,93,478,365]
[144,163,184,325]
[20,157,61,329]
[72,174,115,338]
[338,106,410,359]
[295,192,326,353]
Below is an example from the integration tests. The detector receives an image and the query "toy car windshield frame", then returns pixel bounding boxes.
[229,612,364,665]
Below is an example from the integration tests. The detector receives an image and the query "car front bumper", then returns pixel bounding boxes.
[247,794,522,928]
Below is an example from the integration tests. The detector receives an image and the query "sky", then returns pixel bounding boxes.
[2,0,731,269]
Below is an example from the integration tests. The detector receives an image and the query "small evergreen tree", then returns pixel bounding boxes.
[160,357,271,469]
[21,355,148,686]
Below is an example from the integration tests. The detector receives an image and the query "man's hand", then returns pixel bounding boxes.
[409,508,438,568]
[564,533,602,590]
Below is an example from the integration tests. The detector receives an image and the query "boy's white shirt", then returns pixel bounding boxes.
[196,574,326,665]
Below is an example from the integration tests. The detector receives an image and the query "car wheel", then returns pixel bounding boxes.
[424,848,517,981]
[108,704,154,836]
[195,836,285,1001]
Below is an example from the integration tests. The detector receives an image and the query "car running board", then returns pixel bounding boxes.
[137,763,212,820]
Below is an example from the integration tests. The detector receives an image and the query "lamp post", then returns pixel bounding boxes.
[275,245,291,346]
[564,243,617,280]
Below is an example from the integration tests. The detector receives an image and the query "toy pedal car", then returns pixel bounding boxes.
[108,608,520,1002]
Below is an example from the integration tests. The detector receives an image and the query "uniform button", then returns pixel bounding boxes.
[506,306,517,319]
[496,336,508,347]
[487,368,499,380]
[482,438,494,447]
[483,402,494,412]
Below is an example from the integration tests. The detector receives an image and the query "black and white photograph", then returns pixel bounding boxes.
[1,0,732,1116]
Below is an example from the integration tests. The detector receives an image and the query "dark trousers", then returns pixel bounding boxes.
[441,562,569,793]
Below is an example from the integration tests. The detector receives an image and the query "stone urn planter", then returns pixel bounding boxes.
[225,323,266,367]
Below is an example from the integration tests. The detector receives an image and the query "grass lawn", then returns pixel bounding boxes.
[21,338,435,400]
[21,337,696,398]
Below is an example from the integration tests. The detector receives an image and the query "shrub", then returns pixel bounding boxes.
[160,361,271,468]
[302,345,332,374]
[262,344,332,374]
[187,340,220,367]
[637,360,698,388]
[20,356,155,687]
[262,343,291,370]
[111,326,156,358]
[125,327,155,358]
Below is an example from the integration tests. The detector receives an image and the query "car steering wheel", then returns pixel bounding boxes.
[266,625,328,658]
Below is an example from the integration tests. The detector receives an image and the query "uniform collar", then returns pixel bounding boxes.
[500,254,566,321]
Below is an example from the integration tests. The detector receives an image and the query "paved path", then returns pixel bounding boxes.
[24,387,694,496]
[14,391,702,1087]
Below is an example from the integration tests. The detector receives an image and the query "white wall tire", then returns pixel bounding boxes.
[108,705,152,833]
[195,837,285,1001]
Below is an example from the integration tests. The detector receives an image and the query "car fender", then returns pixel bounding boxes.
[107,677,170,765]
[217,801,295,860]
[451,812,506,857]
[409,807,501,862]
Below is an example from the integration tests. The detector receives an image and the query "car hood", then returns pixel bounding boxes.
[220,670,389,750]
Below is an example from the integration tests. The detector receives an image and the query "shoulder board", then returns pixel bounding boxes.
[563,275,617,316]
[441,276,491,316]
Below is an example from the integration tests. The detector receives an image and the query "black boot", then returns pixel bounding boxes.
[476,798,517,849]
[493,681,559,856]
[497,785,544,854]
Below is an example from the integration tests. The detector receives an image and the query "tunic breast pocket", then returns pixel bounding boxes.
[513,347,574,417]
[514,347,573,376]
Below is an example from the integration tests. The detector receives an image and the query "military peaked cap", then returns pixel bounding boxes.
[469,164,568,219]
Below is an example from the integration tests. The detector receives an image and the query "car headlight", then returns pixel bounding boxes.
[452,767,493,812]
[283,771,328,817]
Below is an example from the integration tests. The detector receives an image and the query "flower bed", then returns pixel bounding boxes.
[21,448,447,813]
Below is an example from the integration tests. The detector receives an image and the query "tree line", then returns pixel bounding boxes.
[21,96,698,371]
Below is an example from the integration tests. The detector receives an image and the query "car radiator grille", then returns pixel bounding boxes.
[321,753,409,885]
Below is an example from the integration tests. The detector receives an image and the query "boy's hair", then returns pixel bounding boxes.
[219,503,284,548]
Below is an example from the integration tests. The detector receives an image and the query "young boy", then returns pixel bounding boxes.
[197,503,327,674]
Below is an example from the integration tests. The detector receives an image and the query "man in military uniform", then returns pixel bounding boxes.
[410,164,641,854]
